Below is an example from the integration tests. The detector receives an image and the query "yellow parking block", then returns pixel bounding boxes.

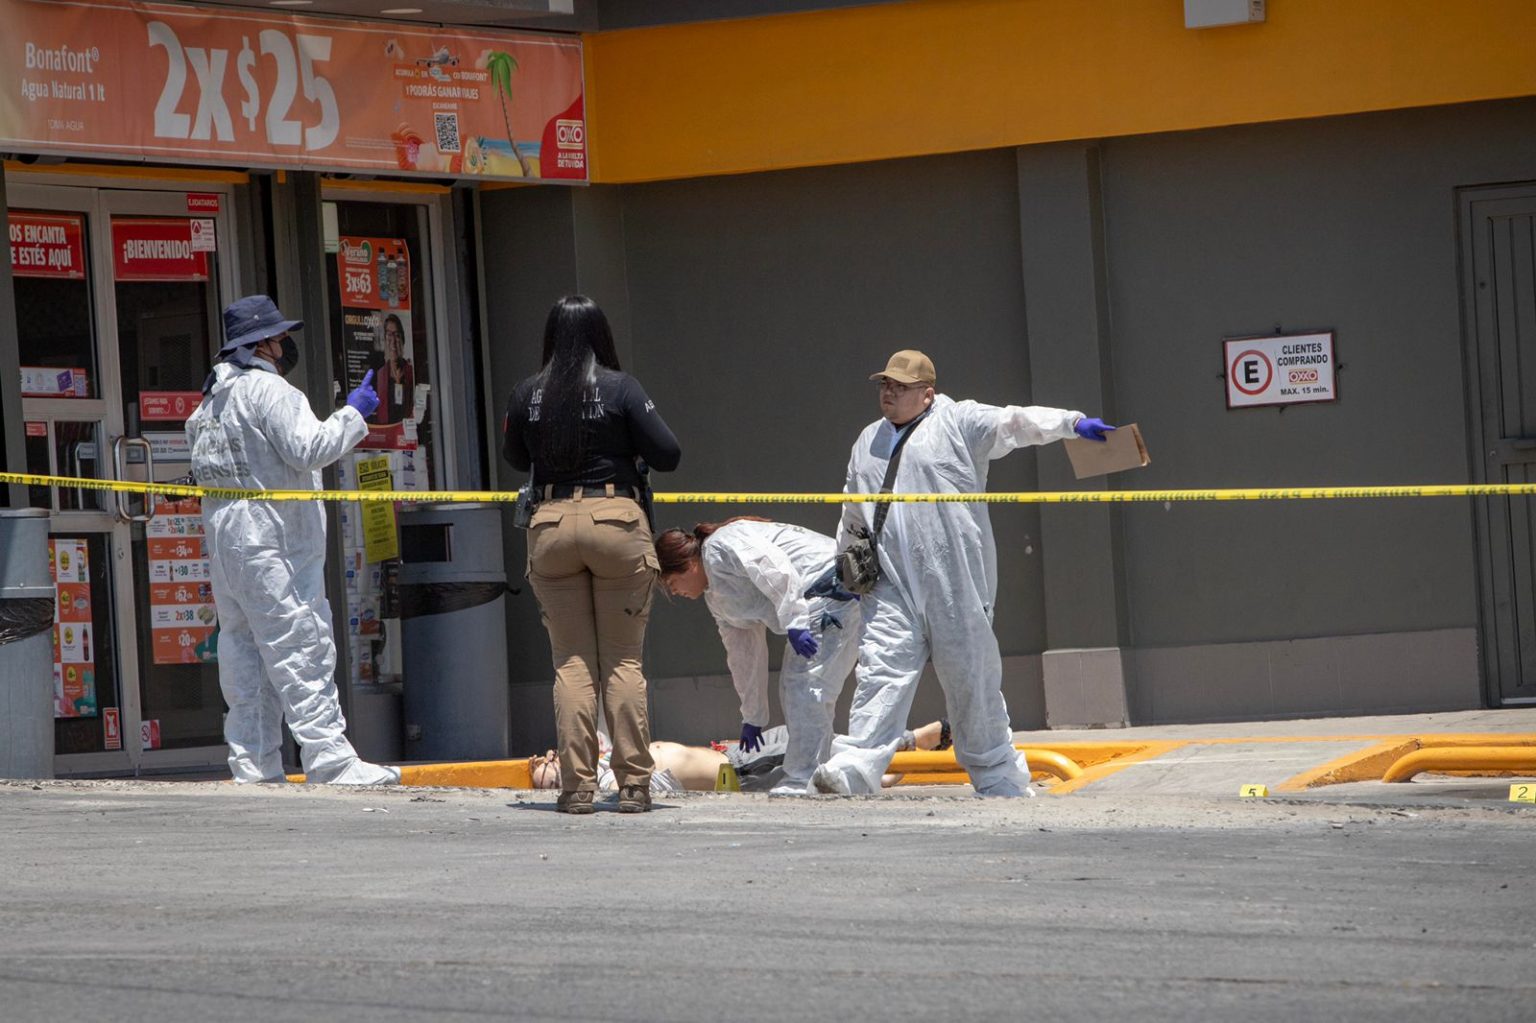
[1382,745,1536,783]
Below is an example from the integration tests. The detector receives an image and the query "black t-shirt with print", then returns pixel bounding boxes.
[502,367,680,490]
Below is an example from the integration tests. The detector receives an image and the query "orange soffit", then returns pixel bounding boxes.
[0,0,586,182]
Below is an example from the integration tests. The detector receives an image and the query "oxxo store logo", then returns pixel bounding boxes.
[1223,331,1338,409]
[555,118,584,149]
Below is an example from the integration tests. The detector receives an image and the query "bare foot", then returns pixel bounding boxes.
[912,720,945,751]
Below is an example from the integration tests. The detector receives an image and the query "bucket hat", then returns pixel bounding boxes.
[219,295,302,356]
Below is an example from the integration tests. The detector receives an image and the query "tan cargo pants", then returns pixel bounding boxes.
[527,491,658,794]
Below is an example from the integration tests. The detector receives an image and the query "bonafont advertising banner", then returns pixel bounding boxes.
[0,0,586,181]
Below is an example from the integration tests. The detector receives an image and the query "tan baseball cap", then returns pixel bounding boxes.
[869,349,936,386]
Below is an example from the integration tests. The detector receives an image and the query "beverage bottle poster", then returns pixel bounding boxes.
[337,236,417,451]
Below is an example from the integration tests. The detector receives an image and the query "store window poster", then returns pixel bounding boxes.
[147,499,218,664]
[49,538,97,718]
[337,236,418,451]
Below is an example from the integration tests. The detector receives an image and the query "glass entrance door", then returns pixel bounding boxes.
[104,190,230,765]
[11,180,238,774]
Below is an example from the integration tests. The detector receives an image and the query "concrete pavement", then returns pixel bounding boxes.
[1013,708,1536,800]
[3,708,1532,1020]
[1,779,1532,1022]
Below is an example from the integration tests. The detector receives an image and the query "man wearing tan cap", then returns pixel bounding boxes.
[811,350,1113,797]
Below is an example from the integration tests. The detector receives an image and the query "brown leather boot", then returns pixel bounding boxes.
[617,784,651,813]
[557,790,595,815]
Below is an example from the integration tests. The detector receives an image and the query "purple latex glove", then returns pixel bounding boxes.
[1074,416,1116,442]
[787,627,819,658]
[346,369,380,418]
[739,722,765,754]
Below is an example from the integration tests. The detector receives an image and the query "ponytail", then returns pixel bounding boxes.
[653,516,773,575]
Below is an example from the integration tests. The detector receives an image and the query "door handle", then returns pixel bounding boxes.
[111,436,157,523]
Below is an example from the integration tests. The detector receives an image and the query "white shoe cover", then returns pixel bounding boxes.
[974,779,1036,798]
[313,758,401,786]
[811,764,850,795]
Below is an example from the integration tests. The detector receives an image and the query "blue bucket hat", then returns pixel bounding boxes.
[219,295,302,356]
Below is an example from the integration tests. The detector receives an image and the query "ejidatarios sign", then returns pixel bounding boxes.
[1224,331,1337,409]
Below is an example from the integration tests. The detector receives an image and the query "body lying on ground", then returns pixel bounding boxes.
[529,720,951,795]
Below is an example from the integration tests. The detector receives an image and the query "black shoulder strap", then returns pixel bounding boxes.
[872,407,930,540]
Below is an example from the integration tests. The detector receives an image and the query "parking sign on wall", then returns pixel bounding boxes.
[1224,331,1337,409]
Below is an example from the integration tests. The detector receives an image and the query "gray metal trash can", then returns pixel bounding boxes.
[0,509,55,779]
[399,503,509,761]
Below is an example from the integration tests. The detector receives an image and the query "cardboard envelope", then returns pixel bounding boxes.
[1064,423,1150,480]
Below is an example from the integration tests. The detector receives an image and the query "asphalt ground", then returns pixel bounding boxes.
[1,779,1532,1023]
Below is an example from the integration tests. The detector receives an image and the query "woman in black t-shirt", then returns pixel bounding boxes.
[503,295,680,814]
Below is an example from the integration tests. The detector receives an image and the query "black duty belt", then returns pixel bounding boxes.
[541,484,640,501]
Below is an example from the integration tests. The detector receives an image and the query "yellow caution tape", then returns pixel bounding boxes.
[8,469,1536,505]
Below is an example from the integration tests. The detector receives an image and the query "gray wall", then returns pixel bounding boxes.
[1099,99,1536,649]
[479,97,1536,744]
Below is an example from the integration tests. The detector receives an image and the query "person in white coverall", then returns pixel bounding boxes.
[185,295,398,785]
[654,517,862,794]
[811,350,1115,797]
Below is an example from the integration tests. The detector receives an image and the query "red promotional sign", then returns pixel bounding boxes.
[112,218,209,282]
[8,211,86,278]
[186,192,221,214]
[140,391,203,421]
[103,707,122,750]
[0,0,586,182]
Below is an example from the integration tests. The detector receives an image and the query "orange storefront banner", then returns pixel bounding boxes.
[0,0,586,182]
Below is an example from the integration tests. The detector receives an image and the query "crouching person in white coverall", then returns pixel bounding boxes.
[811,350,1116,797]
[654,518,862,795]
[185,295,399,785]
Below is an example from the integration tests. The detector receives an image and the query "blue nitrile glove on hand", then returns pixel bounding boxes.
[803,564,861,603]
[1074,416,1115,442]
[346,369,380,418]
[787,628,819,658]
[739,722,765,754]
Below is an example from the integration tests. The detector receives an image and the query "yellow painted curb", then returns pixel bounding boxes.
[888,747,1083,783]
[1276,733,1536,790]
[401,761,534,789]
[1045,741,1190,796]
[1273,739,1419,792]
[286,759,535,788]
[893,771,972,786]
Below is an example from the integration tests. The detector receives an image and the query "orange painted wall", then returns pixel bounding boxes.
[584,0,1536,183]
